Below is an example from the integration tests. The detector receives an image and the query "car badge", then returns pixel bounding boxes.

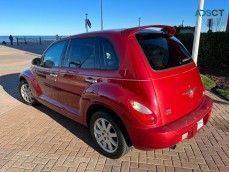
[182,87,196,98]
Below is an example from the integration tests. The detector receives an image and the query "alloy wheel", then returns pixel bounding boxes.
[94,118,118,153]
[20,83,34,104]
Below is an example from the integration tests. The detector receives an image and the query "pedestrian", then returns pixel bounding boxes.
[9,35,14,45]
[56,34,59,40]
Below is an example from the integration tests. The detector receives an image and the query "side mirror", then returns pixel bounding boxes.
[32,57,41,66]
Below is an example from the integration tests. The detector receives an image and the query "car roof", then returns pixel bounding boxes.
[67,29,165,39]
[68,29,125,38]
[60,25,175,40]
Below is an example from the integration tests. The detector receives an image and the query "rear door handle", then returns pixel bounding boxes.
[67,70,78,74]
[85,77,97,83]
[50,74,58,78]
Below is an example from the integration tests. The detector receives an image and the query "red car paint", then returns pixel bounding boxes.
[20,25,213,150]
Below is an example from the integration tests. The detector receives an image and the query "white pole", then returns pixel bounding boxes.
[192,0,204,65]
[85,13,88,33]
[101,0,103,30]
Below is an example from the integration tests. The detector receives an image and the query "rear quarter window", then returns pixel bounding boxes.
[136,34,192,71]
[99,37,119,70]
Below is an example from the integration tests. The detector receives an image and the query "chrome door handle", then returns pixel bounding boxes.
[50,74,58,78]
[85,78,97,83]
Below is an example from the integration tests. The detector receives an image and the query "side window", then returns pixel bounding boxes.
[43,41,67,67]
[100,38,119,70]
[65,38,96,69]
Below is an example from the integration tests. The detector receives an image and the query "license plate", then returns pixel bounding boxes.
[197,118,204,130]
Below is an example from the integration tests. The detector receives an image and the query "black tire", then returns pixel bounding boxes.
[90,110,131,159]
[19,80,37,106]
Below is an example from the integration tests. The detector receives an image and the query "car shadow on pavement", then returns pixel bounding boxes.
[0,73,22,102]
[35,103,96,150]
[0,73,97,151]
[213,99,229,105]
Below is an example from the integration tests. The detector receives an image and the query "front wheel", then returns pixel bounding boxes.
[19,80,37,105]
[90,110,130,159]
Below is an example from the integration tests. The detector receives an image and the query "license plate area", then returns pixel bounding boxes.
[197,118,204,130]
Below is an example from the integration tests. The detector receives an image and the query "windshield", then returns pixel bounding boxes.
[136,34,192,71]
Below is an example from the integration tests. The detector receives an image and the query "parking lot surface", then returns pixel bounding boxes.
[0,45,229,172]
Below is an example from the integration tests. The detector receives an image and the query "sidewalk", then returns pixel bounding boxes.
[3,44,49,55]
[0,45,229,172]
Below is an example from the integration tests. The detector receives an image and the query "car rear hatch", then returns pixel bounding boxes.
[136,32,205,125]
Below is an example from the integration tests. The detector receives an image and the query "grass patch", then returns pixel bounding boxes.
[214,88,229,101]
[201,75,229,101]
[201,74,216,91]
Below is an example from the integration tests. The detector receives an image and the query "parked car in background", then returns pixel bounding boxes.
[19,25,213,159]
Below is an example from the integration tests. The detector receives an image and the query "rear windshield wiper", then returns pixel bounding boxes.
[182,57,191,63]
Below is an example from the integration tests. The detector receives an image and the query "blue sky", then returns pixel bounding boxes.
[1,0,228,36]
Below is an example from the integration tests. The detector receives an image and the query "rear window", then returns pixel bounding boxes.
[136,34,192,71]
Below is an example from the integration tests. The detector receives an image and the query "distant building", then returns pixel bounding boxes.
[226,14,229,32]
[174,26,195,34]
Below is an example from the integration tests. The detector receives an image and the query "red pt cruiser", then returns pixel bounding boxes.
[19,25,213,159]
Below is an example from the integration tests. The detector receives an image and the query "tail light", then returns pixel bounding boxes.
[130,101,157,125]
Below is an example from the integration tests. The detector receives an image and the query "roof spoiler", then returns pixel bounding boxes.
[121,25,176,37]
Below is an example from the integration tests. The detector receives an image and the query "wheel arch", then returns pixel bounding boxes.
[86,103,132,147]
[19,69,42,97]
[19,68,34,82]
[19,75,27,82]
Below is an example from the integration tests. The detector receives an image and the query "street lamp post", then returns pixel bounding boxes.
[101,0,103,30]
[138,17,141,27]
[85,13,88,33]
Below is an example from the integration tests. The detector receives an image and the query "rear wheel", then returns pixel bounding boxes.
[90,110,130,159]
[19,80,37,105]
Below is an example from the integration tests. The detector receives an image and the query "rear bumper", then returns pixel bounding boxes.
[127,95,213,150]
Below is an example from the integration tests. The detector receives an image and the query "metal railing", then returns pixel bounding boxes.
[16,37,57,45]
